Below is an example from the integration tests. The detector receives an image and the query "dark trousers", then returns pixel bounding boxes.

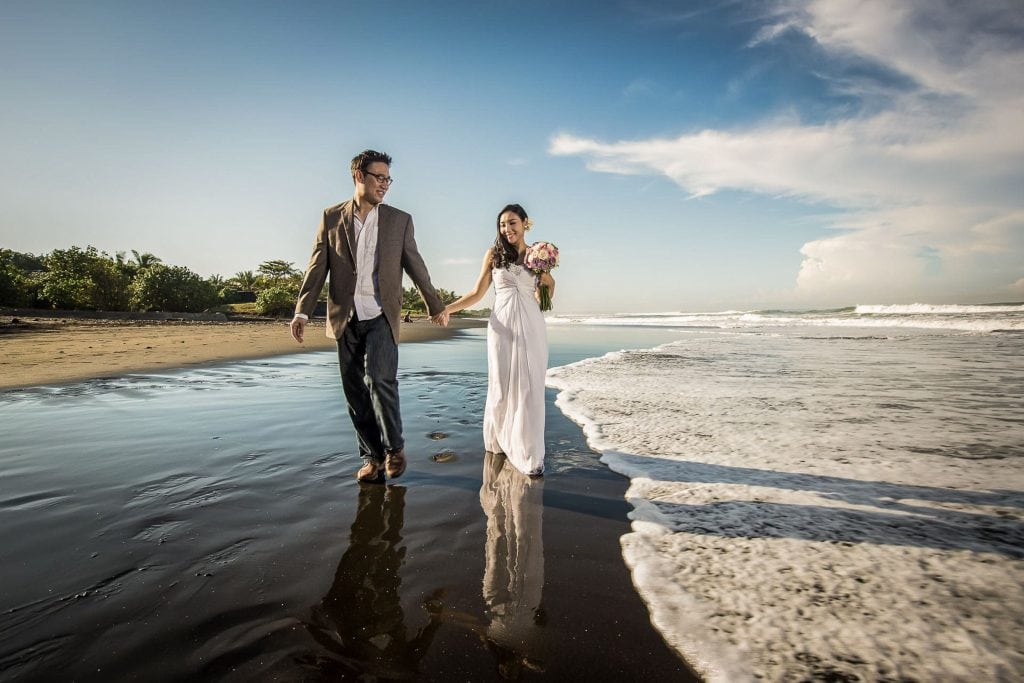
[337,315,403,465]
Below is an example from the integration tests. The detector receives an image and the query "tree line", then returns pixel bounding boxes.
[0,246,460,316]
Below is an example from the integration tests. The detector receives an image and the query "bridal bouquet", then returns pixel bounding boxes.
[524,241,559,311]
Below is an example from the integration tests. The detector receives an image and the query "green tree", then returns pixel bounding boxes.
[3,249,45,273]
[38,246,131,310]
[130,263,217,312]
[230,270,259,291]
[257,260,297,285]
[435,288,459,306]
[114,251,132,276]
[217,285,240,303]
[0,249,35,307]
[402,286,426,313]
[402,286,458,312]
[131,250,163,270]
[206,274,238,303]
[254,286,295,316]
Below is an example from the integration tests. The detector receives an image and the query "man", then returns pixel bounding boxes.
[291,150,447,483]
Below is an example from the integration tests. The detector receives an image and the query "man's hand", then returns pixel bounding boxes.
[290,316,306,343]
[431,310,450,327]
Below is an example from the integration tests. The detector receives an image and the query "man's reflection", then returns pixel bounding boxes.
[306,484,441,679]
[480,451,546,678]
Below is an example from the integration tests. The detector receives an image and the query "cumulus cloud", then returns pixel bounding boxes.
[550,0,1024,304]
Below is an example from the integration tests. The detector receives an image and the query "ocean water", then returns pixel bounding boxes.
[0,327,692,681]
[546,304,1024,681]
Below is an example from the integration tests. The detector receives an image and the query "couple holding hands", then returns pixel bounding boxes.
[290,149,556,483]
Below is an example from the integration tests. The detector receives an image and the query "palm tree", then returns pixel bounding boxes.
[231,270,259,291]
[131,250,162,269]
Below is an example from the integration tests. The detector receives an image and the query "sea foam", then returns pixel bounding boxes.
[547,322,1024,681]
[549,303,1024,333]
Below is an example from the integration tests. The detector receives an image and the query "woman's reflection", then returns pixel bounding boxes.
[480,450,546,677]
[306,484,442,679]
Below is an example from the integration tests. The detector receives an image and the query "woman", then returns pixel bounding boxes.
[445,204,555,476]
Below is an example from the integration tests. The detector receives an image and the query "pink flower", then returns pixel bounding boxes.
[524,241,559,311]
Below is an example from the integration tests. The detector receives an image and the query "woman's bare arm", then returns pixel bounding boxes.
[445,249,494,315]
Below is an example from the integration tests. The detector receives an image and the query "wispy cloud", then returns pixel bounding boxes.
[551,0,1024,303]
[441,257,478,266]
[623,78,658,98]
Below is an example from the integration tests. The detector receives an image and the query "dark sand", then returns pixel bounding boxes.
[0,325,696,680]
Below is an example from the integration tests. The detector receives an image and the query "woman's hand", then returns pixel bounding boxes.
[538,272,555,299]
[535,271,556,309]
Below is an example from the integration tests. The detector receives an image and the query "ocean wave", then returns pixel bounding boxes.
[548,304,1024,333]
[855,303,1024,314]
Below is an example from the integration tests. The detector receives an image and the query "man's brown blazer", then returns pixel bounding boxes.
[294,200,444,344]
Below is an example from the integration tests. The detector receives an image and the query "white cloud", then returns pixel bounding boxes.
[550,0,1024,305]
[441,257,478,266]
[623,78,658,98]
[796,206,1024,303]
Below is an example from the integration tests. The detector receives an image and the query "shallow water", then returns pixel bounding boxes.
[0,327,692,681]
[548,322,1024,681]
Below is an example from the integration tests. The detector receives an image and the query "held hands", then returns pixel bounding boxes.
[290,317,306,343]
[431,309,450,327]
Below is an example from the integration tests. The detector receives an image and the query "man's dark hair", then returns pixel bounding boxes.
[350,149,392,180]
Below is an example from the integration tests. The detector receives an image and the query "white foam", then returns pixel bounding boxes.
[547,330,1024,680]
[855,303,1024,314]
[548,305,1024,333]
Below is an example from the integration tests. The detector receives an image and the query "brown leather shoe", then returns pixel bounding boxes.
[385,449,407,479]
[356,461,384,483]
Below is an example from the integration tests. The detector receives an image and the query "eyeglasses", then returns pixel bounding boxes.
[362,170,394,185]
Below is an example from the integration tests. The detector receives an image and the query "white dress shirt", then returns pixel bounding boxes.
[292,201,383,324]
[351,203,382,321]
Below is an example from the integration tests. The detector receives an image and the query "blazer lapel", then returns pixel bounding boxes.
[340,200,356,262]
[375,205,391,271]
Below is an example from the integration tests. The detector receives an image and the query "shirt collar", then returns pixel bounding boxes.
[352,198,380,222]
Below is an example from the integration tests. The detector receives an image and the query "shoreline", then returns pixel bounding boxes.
[0,322,695,679]
[0,313,487,391]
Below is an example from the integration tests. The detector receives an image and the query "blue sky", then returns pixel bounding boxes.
[2,0,1022,313]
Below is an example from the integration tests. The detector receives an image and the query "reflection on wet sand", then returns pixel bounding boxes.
[305,484,442,679]
[480,451,546,678]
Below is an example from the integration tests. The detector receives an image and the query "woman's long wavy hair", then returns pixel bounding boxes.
[491,203,529,270]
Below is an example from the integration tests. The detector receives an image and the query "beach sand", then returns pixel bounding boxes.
[0,320,695,680]
[0,312,483,390]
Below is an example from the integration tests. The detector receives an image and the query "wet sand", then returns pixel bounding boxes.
[0,313,484,390]
[0,325,695,680]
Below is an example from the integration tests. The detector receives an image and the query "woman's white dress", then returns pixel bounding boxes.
[483,265,547,475]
